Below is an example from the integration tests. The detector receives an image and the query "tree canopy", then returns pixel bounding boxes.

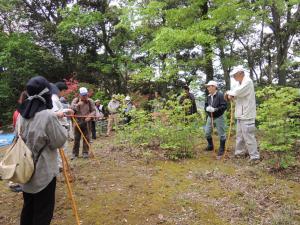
[0,0,299,123]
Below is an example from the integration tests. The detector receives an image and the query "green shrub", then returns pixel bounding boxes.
[116,97,205,160]
[257,86,300,169]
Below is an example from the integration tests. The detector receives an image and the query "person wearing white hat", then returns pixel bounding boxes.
[204,80,227,159]
[123,96,135,124]
[106,94,120,136]
[225,66,260,162]
[71,87,96,159]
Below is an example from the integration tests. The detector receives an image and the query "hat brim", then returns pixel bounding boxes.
[230,72,242,77]
[205,84,217,87]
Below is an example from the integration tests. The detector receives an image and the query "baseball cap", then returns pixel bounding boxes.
[79,87,88,96]
[205,80,218,87]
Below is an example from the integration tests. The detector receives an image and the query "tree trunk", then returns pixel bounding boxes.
[218,44,230,90]
[203,45,214,83]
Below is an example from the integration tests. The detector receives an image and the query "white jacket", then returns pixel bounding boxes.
[227,76,256,120]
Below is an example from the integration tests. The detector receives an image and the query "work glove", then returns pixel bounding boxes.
[206,106,216,113]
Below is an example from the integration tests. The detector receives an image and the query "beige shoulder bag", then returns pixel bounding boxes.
[0,117,34,184]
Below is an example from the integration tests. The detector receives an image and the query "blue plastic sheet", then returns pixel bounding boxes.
[0,133,15,147]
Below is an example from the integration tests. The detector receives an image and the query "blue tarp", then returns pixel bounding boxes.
[0,133,15,147]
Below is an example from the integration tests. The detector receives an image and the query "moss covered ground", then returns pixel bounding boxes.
[0,136,299,225]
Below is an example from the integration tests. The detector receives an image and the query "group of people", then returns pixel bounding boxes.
[7,64,259,225]
[9,76,135,225]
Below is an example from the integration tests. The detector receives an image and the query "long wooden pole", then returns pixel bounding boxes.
[59,148,80,225]
[210,112,216,158]
[222,102,234,161]
[71,117,101,165]
[71,117,94,158]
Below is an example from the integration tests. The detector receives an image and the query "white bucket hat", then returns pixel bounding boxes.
[205,80,218,87]
[230,65,245,77]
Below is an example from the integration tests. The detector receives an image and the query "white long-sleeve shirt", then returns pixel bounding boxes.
[51,94,69,126]
[227,76,256,120]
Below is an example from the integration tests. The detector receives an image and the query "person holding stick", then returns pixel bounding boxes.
[17,76,67,225]
[204,81,227,159]
[71,87,96,159]
[225,66,260,163]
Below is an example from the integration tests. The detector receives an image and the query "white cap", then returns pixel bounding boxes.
[79,87,88,96]
[205,80,218,87]
[125,96,131,101]
[230,65,245,77]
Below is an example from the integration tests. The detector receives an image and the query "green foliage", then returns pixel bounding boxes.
[93,89,110,106]
[0,75,13,125]
[116,98,204,160]
[257,86,300,169]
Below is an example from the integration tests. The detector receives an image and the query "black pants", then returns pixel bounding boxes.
[20,177,56,225]
[73,120,89,156]
[91,120,96,139]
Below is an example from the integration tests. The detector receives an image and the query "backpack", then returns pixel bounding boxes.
[0,117,46,184]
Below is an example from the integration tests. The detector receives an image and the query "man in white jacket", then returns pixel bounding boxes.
[225,66,260,162]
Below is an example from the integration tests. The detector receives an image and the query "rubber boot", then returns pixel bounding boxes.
[205,137,214,151]
[218,139,226,156]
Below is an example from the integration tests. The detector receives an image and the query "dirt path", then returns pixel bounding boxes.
[0,136,299,225]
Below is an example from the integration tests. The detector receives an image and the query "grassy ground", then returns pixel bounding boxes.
[0,135,299,225]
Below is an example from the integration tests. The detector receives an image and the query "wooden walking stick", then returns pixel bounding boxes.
[59,148,80,225]
[222,100,234,161]
[210,112,217,157]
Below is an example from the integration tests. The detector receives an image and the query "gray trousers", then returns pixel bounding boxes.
[205,115,226,141]
[235,119,260,159]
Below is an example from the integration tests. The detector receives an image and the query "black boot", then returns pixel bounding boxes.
[205,137,214,151]
[218,139,226,156]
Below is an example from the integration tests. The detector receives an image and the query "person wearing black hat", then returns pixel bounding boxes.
[17,76,67,225]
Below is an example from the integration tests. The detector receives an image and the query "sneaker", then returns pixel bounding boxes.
[234,154,247,159]
[216,155,222,160]
[71,155,78,160]
[248,158,260,165]
[82,153,89,159]
[9,185,22,192]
